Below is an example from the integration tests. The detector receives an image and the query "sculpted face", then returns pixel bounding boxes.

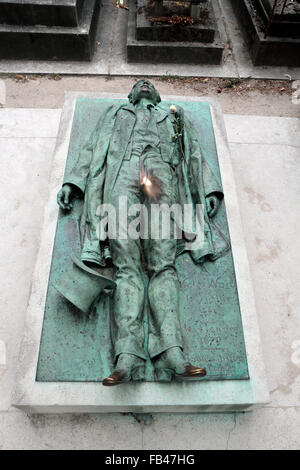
[128,80,161,104]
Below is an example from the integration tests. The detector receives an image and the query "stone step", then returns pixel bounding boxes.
[0,0,100,60]
[0,0,84,27]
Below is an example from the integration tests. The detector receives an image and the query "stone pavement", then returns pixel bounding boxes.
[0,107,299,449]
[0,0,299,80]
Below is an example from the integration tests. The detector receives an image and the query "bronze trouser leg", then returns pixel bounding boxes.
[146,236,183,358]
[109,154,183,360]
[109,157,147,360]
[142,154,183,358]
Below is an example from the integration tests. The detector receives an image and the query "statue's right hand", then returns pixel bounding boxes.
[57,184,73,211]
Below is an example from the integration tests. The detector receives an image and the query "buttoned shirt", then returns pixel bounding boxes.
[124,102,161,160]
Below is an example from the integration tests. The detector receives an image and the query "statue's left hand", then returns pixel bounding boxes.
[57,184,73,211]
[205,194,221,218]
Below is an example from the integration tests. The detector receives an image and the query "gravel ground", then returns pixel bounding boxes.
[1,74,299,117]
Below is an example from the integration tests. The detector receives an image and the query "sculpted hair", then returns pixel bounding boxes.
[128,80,161,104]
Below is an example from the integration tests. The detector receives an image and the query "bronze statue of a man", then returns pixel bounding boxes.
[57,80,224,385]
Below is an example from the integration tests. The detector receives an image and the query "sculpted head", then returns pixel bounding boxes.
[128,79,161,105]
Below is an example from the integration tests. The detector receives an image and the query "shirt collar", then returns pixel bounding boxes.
[135,99,155,110]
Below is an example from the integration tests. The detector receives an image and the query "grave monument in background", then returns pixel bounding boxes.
[127,0,225,64]
[230,0,300,66]
[0,0,101,60]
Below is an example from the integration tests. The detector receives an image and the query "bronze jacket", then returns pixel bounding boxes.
[64,101,229,266]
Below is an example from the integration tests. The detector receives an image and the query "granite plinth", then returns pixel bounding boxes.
[0,0,84,27]
[0,0,100,61]
[12,92,269,413]
[127,0,224,64]
[230,0,300,66]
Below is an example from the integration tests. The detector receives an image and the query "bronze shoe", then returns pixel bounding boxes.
[102,370,131,386]
[175,364,207,379]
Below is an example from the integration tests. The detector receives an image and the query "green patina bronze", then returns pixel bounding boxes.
[36,81,249,384]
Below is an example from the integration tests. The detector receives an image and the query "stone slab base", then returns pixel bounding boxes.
[230,0,300,66]
[0,0,100,61]
[127,0,224,64]
[0,0,84,27]
[12,92,270,413]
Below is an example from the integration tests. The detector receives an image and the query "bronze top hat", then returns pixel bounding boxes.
[53,253,116,314]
